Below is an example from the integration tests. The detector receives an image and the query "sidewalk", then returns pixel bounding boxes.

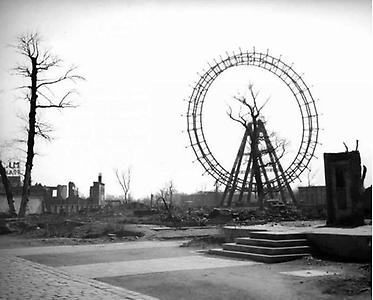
[0,255,158,300]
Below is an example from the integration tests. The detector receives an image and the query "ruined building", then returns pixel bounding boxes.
[45,174,105,214]
[89,173,105,206]
[0,173,106,215]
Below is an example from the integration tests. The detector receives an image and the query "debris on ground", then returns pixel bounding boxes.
[321,276,371,296]
[0,203,327,244]
[180,235,225,249]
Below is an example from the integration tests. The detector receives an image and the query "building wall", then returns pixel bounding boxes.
[97,184,105,205]
[57,185,67,199]
[45,198,100,214]
[0,194,43,214]
[68,182,79,198]
[176,192,221,208]
[297,185,327,217]
[45,185,67,200]
[90,182,105,205]
[298,186,326,207]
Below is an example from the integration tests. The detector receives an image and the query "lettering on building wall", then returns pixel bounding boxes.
[5,161,21,176]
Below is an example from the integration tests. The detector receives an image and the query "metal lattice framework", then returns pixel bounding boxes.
[186,49,319,192]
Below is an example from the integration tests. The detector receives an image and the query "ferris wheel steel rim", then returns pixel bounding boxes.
[187,50,319,191]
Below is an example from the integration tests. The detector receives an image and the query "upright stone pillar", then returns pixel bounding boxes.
[324,151,364,226]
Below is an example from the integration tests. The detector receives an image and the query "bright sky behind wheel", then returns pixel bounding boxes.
[0,0,371,198]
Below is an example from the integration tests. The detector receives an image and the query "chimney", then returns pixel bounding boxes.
[98,173,102,183]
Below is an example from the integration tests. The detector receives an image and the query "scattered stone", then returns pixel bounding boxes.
[0,222,12,234]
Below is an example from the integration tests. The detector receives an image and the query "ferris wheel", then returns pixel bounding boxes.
[186,49,319,206]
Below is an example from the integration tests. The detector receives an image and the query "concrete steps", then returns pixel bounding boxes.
[236,237,308,247]
[222,243,311,255]
[209,231,311,263]
[209,248,310,263]
[248,231,307,240]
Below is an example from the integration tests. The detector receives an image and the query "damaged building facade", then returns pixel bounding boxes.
[89,173,105,206]
[0,176,45,214]
[45,174,105,213]
[0,174,105,215]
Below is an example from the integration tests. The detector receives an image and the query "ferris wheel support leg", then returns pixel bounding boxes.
[238,154,253,204]
[227,151,246,207]
[268,150,286,202]
[260,120,287,203]
[258,154,274,199]
[246,168,255,204]
[272,147,298,206]
[221,126,251,207]
[220,184,230,207]
[284,179,297,206]
[220,150,242,206]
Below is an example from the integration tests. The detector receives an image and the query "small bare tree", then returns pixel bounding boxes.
[167,180,175,207]
[13,33,84,217]
[306,166,318,187]
[156,181,176,218]
[115,168,131,204]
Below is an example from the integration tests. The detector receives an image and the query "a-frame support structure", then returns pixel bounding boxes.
[220,119,297,207]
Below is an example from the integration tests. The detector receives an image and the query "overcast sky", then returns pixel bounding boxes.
[0,0,371,198]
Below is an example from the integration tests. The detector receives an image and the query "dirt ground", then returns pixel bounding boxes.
[0,203,321,245]
[0,211,365,248]
[0,209,224,247]
[297,256,371,298]
[0,212,328,248]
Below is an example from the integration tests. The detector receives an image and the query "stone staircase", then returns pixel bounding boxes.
[209,231,312,263]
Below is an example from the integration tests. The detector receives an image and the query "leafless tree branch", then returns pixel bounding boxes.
[115,167,131,203]
[35,120,53,141]
[227,105,246,127]
[12,65,31,77]
[37,66,85,89]
[36,90,78,109]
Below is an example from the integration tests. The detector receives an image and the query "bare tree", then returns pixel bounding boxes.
[214,179,222,193]
[115,167,131,203]
[0,161,16,216]
[156,181,176,217]
[13,33,84,217]
[306,165,318,187]
[157,189,170,212]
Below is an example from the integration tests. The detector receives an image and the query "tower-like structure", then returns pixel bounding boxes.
[89,173,105,205]
[220,119,296,207]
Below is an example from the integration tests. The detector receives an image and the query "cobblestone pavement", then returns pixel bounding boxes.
[0,255,158,300]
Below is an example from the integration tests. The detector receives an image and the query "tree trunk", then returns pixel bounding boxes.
[124,191,128,204]
[251,121,265,210]
[254,165,265,210]
[19,58,37,217]
[0,161,16,216]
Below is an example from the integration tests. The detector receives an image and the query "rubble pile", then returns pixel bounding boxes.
[0,201,310,240]
[158,207,209,227]
[155,204,306,228]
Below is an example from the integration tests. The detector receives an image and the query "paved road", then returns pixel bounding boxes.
[0,240,370,299]
[0,255,156,300]
[0,241,181,300]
